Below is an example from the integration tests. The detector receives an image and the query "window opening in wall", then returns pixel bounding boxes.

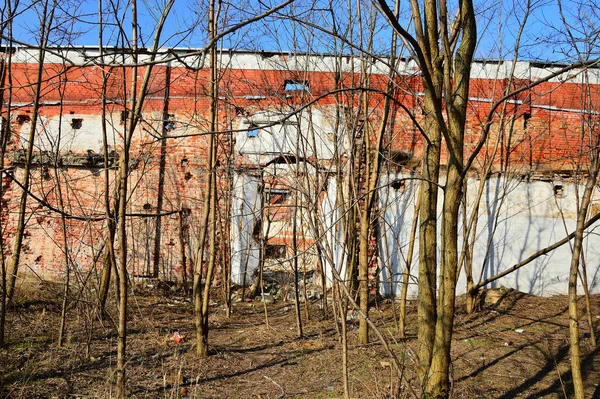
[16,114,31,125]
[284,80,309,91]
[71,118,83,129]
[164,114,176,132]
[266,188,291,205]
[247,124,260,138]
[265,244,286,259]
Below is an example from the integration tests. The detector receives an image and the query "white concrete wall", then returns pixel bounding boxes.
[319,176,349,283]
[378,173,600,297]
[17,114,120,154]
[230,173,262,285]
[11,47,600,84]
[235,109,339,164]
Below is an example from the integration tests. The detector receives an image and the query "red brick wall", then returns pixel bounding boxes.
[2,60,597,280]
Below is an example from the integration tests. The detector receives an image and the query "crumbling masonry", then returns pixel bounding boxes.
[1,47,599,296]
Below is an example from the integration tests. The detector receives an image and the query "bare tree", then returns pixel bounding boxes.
[377,0,477,396]
[112,0,175,394]
[5,0,57,304]
[0,0,19,347]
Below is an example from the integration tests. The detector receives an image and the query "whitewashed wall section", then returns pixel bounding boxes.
[378,173,600,297]
[18,114,118,154]
[319,176,349,284]
[230,173,261,285]
[235,109,342,163]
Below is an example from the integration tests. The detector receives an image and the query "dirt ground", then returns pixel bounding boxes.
[1,281,599,398]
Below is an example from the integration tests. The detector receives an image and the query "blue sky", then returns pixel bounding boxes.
[4,0,596,62]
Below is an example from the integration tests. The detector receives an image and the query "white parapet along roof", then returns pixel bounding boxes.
[6,46,600,84]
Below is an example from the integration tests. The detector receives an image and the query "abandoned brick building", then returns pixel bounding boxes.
[1,46,599,296]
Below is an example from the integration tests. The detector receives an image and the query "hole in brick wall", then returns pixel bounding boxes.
[143,203,152,211]
[69,111,75,114]
[265,244,286,259]
[71,118,83,129]
[16,114,31,124]
[181,207,191,216]
[390,179,406,191]
[41,166,51,180]
[284,80,309,91]
[235,106,246,116]
[523,112,531,129]
[260,52,276,59]
[553,184,565,198]
[164,121,176,131]
[181,158,189,167]
[164,114,176,132]
[0,47,16,55]
[184,171,192,181]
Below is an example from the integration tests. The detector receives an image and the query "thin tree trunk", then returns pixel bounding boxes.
[6,0,54,303]
[425,163,462,397]
[398,197,419,338]
[358,209,370,344]
[0,8,15,346]
[97,6,118,314]
[217,206,231,317]
[114,1,141,391]
[258,183,270,327]
[579,253,597,347]
[567,161,598,399]
[55,78,71,348]
[292,194,303,338]
[357,3,398,343]
[416,91,441,386]
[178,210,189,295]
[222,106,234,318]
[337,280,350,399]
[197,0,220,356]
[425,0,476,394]
[152,64,171,278]
[115,0,174,391]
[299,200,310,322]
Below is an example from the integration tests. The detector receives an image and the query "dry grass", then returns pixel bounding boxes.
[1,282,599,398]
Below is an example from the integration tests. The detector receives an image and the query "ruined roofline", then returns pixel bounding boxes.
[4,46,600,84]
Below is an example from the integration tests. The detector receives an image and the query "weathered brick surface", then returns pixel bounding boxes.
[2,59,597,280]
